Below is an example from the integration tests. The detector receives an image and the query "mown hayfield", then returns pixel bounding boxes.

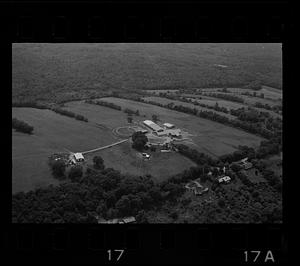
[62,100,129,129]
[99,97,264,157]
[84,141,197,182]
[142,96,236,119]
[12,107,118,194]
[12,130,61,194]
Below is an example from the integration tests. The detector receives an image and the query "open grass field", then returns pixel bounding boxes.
[12,105,197,192]
[63,100,129,130]
[99,97,264,157]
[12,107,118,194]
[84,142,197,183]
[142,96,236,119]
[12,43,282,102]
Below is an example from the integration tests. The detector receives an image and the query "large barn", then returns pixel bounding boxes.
[143,120,164,132]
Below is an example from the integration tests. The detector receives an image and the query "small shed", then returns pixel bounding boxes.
[163,123,175,129]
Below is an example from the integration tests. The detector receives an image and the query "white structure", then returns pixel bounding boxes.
[218,176,231,183]
[163,123,175,129]
[143,120,164,132]
[74,153,84,162]
[122,217,136,223]
[142,153,150,159]
[155,131,167,137]
[166,129,181,137]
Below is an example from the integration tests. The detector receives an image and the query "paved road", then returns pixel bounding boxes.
[80,138,129,155]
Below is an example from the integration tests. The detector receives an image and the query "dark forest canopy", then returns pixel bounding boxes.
[12,43,282,102]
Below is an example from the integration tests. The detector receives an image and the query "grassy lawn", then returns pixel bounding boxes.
[12,106,197,192]
[84,141,197,182]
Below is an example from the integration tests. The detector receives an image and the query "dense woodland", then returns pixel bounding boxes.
[12,44,282,103]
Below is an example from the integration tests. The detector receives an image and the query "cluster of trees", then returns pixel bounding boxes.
[12,101,89,122]
[124,108,140,116]
[175,144,216,166]
[13,141,282,224]
[131,132,148,151]
[50,107,88,122]
[219,138,281,165]
[254,102,282,114]
[12,162,189,223]
[85,99,122,111]
[12,101,48,109]
[242,81,262,91]
[241,91,265,99]
[232,108,267,123]
[12,118,34,134]
[204,93,245,103]
[253,161,282,192]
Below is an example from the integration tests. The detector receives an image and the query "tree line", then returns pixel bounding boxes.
[85,99,122,111]
[51,107,88,122]
[138,97,281,140]
[12,118,34,134]
[203,92,245,103]
[12,141,282,223]
[12,101,89,122]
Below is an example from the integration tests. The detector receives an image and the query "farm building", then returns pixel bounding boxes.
[218,176,231,183]
[122,217,136,223]
[155,130,167,137]
[166,129,181,138]
[143,120,164,132]
[73,153,84,162]
[233,157,253,170]
[163,123,175,129]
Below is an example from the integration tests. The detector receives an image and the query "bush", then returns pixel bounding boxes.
[51,160,66,179]
[93,156,105,170]
[68,165,83,182]
[132,132,148,151]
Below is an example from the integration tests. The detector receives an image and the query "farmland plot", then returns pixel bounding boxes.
[12,107,118,193]
[99,97,264,157]
[142,96,236,119]
[84,141,197,182]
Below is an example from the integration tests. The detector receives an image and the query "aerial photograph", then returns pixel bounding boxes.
[12,43,282,223]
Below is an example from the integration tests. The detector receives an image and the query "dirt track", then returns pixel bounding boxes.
[80,139,129,155]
